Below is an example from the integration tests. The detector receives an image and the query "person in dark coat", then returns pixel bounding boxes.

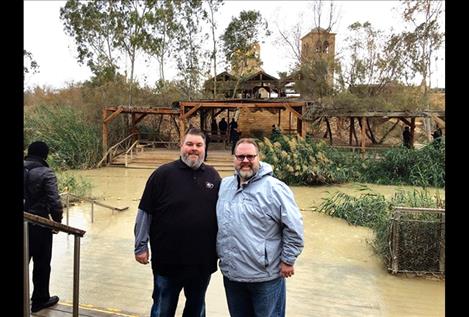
[432,126,443,145]
[229,118,238,135]
[219,118,228,136]
[24,141,63,313]
[402,126,411,149]
[230,128,241,154]
[211,118,218,135]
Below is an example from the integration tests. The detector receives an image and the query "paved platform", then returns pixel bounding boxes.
[27,167,444,316]
[31,303,138,317]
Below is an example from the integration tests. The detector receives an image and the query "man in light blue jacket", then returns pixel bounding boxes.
[216,138,304,317]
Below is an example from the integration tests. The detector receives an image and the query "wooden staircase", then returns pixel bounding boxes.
[110,147,235,172]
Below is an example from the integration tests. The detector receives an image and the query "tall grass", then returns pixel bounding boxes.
[259,135,445,188]
[24,105,102,169]
[318,187,445,272]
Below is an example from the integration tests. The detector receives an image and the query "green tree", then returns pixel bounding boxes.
[221,10,270,97]
[174,0,206,100]
[60,0,120,82]
[204,0,224,98]
[24,50,39,75]
[398,0,444,137]
[142,0,180,83]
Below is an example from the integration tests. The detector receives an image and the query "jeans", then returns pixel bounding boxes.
[151,272,211,317]
[223,276,286,317]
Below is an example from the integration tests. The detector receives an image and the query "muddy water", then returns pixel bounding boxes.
[45,167,444,317]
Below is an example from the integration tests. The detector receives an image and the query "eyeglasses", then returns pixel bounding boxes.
[235,154,257,161]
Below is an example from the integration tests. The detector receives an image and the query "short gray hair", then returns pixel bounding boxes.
[234,138,259,154]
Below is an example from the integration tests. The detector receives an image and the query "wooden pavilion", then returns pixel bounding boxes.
[102,100,445,155]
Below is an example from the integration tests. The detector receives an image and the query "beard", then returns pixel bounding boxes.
[181,151,204,169]
[236,163,259,181]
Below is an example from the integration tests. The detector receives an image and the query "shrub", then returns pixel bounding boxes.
[24,105,102,169]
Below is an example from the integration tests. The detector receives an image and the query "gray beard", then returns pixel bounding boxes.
[238,169,254,180]
[181,153,204,169]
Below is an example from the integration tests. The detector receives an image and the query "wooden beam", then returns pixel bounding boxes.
[104,107,124,124]
[284,104,302,119]
[430,114,446,129]
[399,117,412,126]
[182,105,202,119]
[178,101,307,108]
[134,113,148,125]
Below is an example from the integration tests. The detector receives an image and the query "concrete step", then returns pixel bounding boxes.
[121,163,234,172]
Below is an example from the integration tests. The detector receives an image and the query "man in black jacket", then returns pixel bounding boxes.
[134,128,221,317]
[24,141,63,313]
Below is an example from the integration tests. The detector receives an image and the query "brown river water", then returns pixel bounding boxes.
[40,167,444,317]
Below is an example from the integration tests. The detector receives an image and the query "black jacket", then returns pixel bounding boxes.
[24,155,63,223]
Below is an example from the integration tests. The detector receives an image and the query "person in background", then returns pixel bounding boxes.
[24,141,63,313]
[204,130,211,161]
[432,126,443,145]
[216,138,304,317]
[230,128,240,155]
[403,126,412,149]
[218,118,228,136]
[228,118,238,136]
[134,128,221,317]
[210,118,218,135]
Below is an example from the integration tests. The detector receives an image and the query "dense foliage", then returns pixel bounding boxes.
[259,135,444,188]
[24,105,102,170]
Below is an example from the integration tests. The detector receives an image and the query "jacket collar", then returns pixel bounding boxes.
[24,155,49,168]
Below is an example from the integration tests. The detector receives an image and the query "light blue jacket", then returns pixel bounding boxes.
[216,161,304,282]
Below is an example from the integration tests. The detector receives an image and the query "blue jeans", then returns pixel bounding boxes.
[223,276,286,317]
[151,273,211,317]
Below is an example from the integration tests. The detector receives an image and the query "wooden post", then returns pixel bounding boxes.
[439,213,445,273]
[391,210,401,274]
[102,108,109,155]
[349,117,353,145]
[360,117,366,154]
[410,117,416,149]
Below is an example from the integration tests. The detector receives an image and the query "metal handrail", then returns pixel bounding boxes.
[60,192,129,224]
[24,212,86,317]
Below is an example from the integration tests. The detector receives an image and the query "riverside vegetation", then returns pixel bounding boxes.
[25,105,445,274]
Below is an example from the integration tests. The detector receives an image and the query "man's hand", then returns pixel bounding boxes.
[135,250,149,265]
[280,261,295,278]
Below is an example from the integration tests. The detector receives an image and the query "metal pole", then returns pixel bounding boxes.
[72,236,81,317]
[24,221,30,317]
[91,200,94,223]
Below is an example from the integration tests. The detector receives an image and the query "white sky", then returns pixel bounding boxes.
[24,0,445,90]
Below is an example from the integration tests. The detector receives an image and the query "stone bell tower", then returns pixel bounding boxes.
[300,27,336,85]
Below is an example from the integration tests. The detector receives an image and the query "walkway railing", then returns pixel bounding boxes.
[24,212,86,317]
[97,133,137,168]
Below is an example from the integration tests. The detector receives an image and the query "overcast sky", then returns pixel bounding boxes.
[24,0,445,90]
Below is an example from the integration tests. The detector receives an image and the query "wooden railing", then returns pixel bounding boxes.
[24,212,86,317]
[97,133,137,168]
